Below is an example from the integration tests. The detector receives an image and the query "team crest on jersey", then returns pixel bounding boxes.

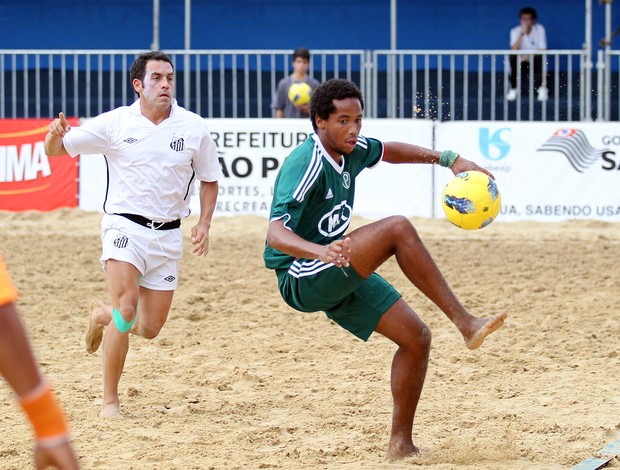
[170,137,185,152]
[113,234,128,249]
[342,172,351,189]
[318,200,352,237]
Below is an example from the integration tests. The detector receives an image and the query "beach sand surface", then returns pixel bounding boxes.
[1,209,619,469]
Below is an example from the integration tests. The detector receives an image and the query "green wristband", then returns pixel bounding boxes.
[439,150,459,168]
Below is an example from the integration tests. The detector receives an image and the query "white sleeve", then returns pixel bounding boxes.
[62,115,110,157]
[538,24,547,50]
[195,120,223,182]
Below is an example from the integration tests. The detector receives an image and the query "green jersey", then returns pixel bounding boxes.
[264,133,383,271]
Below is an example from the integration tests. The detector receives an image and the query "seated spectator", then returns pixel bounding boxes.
[507,6,548,101]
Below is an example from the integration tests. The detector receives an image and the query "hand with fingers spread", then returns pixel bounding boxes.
[319,237,351,267]
[451,156,496,180]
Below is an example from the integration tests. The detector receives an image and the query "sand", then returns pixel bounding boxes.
[0,209,619,469]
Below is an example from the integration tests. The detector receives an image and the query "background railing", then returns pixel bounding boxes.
[373,50,588,121]
[0,48,615,121]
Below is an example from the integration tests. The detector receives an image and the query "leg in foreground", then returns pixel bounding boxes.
[348,216,506,350]
[87,260,174,417]
[374,299,432,460]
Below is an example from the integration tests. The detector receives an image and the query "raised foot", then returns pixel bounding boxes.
[464,312,507,350]
[85,299,107,354]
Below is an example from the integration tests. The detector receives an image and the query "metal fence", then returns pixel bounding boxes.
[373,49,589,121]
[0,48,615,121]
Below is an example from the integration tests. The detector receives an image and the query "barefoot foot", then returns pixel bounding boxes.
[464,312,507,350]
[385,442,422,460]
[85,300,109,354]
[99,403,122,419]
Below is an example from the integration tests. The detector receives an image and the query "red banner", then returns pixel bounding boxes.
[0,118,79,211]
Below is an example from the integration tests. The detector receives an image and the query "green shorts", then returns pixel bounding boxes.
[276,261,401,341]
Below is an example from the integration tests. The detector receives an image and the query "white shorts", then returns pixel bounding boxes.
[100,214,183,290]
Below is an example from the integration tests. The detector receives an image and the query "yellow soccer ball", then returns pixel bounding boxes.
[288,82,312,106]
[442,171,501,230]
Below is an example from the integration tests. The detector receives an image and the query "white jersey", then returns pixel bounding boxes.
[62,99,222,221]
[510,23,547,51]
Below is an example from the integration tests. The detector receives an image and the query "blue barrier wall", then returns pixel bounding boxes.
[0,1,613,52]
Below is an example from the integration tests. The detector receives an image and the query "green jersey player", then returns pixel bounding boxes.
[264,79,507,459]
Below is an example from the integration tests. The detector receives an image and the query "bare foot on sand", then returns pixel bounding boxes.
[85,300,109,354]
[464,312,507,350]
[100,403,122,419]
[386,442,423,460]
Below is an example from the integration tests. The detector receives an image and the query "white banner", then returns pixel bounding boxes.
[198,119,435,218]
[78,119,620,222]
[435,121,620,222]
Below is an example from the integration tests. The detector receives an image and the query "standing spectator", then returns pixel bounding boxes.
[507,6,548,101]
[272,47,321,118]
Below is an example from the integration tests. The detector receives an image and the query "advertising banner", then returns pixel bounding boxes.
[193,118,435,218]
[435,122,620,222]
[0,119,79,211]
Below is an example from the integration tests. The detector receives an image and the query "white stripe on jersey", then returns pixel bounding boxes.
[292,143,323,202]
[288,258,333,278]
[357,135,368,149]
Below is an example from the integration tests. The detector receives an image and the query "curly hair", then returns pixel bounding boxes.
[309,79,364,131]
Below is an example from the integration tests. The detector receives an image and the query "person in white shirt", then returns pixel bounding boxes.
[44,51,222,418]
[507,6,548,101]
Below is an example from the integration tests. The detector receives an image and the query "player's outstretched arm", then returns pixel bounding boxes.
[382,142,495,179]
[382,142,442,165]
[44,112,71,156]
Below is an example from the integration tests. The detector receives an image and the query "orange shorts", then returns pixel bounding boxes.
[0,256,18,307]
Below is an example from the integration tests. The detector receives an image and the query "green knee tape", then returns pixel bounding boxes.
[113,308,136,333]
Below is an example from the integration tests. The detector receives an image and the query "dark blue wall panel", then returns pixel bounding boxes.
[0,1,613,52]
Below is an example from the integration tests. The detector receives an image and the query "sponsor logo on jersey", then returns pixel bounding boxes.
[342,172,351,189]
[325,188,333,199]
[318,200,352,237]
[164,275,176,283]
[123,137,138,144]
[170,137,185,152]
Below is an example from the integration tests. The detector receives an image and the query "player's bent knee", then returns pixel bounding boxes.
[387,215,418,239]
[418,325,432,351]
[393,323,432,351]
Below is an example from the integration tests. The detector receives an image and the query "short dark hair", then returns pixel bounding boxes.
[130,51,174,92]
[519,6,537,20]
[310,79,364,131]
[293,47,311,61]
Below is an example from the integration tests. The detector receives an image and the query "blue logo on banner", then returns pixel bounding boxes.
[479,128,511,160]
